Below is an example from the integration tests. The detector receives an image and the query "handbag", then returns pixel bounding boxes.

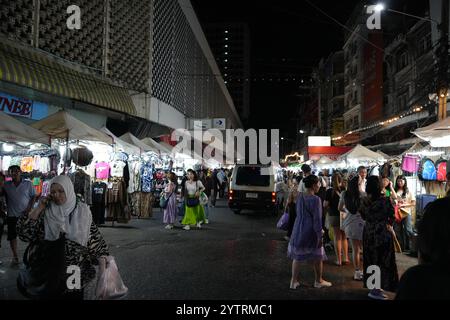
[185,181,200,207]
[95,256,128,300]
[17,234,67,299]
[276,212,290,230]
[160,191,173,209]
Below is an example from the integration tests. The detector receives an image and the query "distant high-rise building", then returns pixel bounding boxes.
[203,23,251,122]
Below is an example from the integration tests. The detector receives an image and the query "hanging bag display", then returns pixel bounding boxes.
[402,155,420,174]
[418,158,437,181]
[435,159,448,182]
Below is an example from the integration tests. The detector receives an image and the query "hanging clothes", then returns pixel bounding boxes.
[91,181,107,225]
[111,161,126,178]
[69,169,92,205]
[95,161,111,180]
[106,178,129,223]
[139,192,154,219]
[140,162,154,193]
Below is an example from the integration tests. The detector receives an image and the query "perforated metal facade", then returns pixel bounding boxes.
[0,0,241,128]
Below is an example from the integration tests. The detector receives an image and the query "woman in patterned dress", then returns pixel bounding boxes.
[17,175,109,300]
[360,175,399,300]
[163,172,178,229]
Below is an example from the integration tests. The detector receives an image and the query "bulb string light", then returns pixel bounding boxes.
[332,103,430,142]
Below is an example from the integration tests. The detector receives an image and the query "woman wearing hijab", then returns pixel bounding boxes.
[17,175,109,299]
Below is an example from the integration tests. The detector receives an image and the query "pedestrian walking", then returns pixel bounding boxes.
[324,172,349,266]
[339,176,365,281]
[360,176,399,300]
[297,164,312,193]
[1,166,37,266]
[285,179,299,241]
[182,169,206,230]
[395,197,450,300]
[17,175,110,299]
[163,172,178,229]
[210,169,219,207]
[202,169,214,224]
[288,175,332,289]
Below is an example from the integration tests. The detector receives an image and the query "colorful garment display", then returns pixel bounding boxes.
[140,162,154,193]
[20,157,34,172]
[95,162,110,180]
[402,155,420,173]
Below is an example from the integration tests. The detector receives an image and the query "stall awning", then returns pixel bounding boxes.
[32,111,113,144]
[0,38,136,116]
[141,137,172,155]
[119,133,158,153]
[101,127,140,155]
[0,111,49,144]
[413,117,450,147]
[339,144,386,162]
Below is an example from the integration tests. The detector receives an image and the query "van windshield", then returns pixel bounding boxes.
[235,166,270,186]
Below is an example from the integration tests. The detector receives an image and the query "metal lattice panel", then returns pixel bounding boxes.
[152,0,234,122]
[0,0,34,45]
[109,0,151,92]
[38,0,105,72]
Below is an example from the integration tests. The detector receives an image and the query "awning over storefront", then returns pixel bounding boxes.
[0,111,49,144]
[0,38,136,116]
[32,111,113,144]
[308,146,352,161]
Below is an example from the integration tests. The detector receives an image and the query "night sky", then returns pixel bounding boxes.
[192,0,430,139]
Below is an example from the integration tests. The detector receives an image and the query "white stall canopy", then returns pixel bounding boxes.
[119,133,158,153]
[0,111,49,144]
[339,144,386,163]
[141,137,172,154]
[32,111,113,144]
[101,127,140,155]
[413,117,450,148]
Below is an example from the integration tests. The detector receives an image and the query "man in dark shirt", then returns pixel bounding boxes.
[395,197,450,300]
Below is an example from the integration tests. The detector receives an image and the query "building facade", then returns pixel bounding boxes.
[0,0,242,138]
[203,22,251,123]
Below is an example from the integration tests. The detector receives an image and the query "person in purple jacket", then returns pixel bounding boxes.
[288,175,332,290]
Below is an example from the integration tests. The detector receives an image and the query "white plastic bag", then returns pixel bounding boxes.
[95,256,128,300]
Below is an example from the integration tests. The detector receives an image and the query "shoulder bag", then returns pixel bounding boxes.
[186,181,200,207]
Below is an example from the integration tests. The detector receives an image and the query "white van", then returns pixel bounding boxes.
[228,164,283,215]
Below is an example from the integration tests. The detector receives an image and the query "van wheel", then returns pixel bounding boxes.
[233,209,241,215]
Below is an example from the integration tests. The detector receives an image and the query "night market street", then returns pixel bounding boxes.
[0,200,417,300]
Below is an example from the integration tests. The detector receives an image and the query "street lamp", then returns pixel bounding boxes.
[299,130,305,134]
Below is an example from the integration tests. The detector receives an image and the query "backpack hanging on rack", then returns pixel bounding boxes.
[418,158,437,181]
[435,159,448,182]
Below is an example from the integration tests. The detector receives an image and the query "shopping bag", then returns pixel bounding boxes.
[276,212,290,231]
[200,192,209,206]
[95,256,128,300]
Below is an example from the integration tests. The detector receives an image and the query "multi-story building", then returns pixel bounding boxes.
[203,23,251,123]
[0,0,242,139]
[317,51,345,137]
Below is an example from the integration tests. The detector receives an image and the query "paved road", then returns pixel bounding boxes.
[0,200,417,300]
